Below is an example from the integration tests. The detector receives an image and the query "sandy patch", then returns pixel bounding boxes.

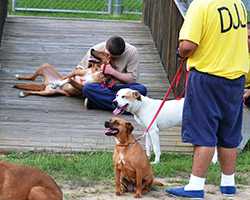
[61,178,250,200]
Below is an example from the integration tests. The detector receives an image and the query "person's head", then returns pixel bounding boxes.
[105,36,125,57]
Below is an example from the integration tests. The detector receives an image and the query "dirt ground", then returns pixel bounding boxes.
[62,178,250,200]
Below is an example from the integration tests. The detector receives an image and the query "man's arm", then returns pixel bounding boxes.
[101,64,134,83]
[102,45,138,83]
[178,40,198,59]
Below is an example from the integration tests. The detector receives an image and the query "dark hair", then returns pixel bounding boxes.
[106,36,125,56]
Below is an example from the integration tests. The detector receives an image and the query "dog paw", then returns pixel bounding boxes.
[115,191,121,196]
[19,91,26,98]
[134,193,142,198]
[15,74,20,79]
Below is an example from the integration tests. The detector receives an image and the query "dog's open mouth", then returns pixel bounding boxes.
[113,104,128,115]
[104,128,119,136]
[88,57,100,64]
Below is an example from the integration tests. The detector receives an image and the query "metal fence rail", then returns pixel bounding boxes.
[12,0,142,15]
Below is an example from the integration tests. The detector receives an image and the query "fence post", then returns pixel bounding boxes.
[12,0,16,12]
[113,0,122,15]
[107,0,112,14]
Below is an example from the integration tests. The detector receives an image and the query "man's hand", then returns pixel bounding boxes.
[101,63,135,83]
[101,64,115,76]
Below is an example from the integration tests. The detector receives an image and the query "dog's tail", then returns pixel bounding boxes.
[153,179,164,186]
[14,83,46,91]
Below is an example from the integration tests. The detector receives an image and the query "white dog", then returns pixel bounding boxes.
[113,88,219,164]
[113,88,184,164]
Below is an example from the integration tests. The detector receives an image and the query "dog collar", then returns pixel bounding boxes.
[116,141,136,148]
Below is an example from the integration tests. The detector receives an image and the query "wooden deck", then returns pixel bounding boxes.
[0,16,192,153]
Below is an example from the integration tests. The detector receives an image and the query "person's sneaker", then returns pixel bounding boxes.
[84,98,96,110]
[220,186,236,196]
[165,187,204,199]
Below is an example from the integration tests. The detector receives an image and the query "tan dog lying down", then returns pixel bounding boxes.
[13,49,112,97]
[104,117,163,198]
[0,161,63,200]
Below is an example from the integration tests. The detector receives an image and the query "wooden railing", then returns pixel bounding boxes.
[0,0,8,46]
[143,0,187,95]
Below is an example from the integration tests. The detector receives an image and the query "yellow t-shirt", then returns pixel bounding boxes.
[179,0,249,79]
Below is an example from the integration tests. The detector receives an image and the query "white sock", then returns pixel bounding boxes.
[220,173,235,186]
[184,174,205,191]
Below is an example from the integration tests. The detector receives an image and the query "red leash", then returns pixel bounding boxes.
[136,59,187,141]
[173,69,189,100]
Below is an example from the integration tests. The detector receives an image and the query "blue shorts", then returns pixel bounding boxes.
[182,69,245,148]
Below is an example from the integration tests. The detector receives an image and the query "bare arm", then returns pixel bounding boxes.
[178,40,198,59]
[110,70,134,83]
[102,64,135,83]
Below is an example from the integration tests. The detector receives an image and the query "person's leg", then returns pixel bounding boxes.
[128,83,147,96]
[166,70,221,199]
[191,146,215,177]
[216,76,245,196]
[176,146,214,195]
[83,82,147,111]
[82,83,116,110]
[218,147,237,196]
[218,147,237,175]
[112,83,147,96]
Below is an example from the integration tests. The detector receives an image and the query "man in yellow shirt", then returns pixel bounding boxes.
[166,0,248,199]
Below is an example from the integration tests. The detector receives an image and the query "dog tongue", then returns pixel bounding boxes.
[104,128,112,134]
[104,128,118,136]
[113,107,123,115]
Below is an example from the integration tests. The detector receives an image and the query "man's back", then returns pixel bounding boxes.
[179,0,249,79]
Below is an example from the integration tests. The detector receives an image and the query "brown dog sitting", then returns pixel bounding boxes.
[0,161,63,200]
[104,117,163,198]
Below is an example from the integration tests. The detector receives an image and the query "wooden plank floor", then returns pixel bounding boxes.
[0,16,192,153]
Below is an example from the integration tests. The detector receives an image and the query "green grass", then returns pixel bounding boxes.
[10,12,142,21]
[15,0,107,11]
[8,0,142,21]
[3,152,113,182]
[2,150,250,185]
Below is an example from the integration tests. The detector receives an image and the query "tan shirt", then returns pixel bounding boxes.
[77,42,139,81]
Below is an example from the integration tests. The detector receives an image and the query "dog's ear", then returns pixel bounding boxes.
[90,48,95,56]
[126,122,134,134]
[132,91,141,101]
